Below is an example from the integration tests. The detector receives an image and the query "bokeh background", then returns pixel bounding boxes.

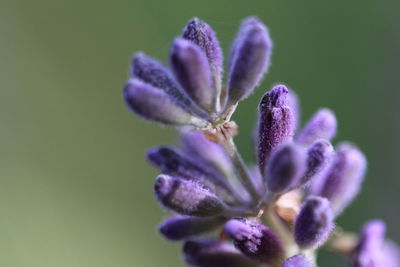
[1,0,399,266]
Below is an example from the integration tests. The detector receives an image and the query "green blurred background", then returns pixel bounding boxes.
[1,0,399,266]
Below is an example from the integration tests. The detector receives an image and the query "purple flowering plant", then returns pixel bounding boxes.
[123,17,400,266]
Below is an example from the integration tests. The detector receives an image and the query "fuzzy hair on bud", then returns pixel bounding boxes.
[294,196,334,249]
[183,239,258,267]
[302,139,334,186]
[256,85,295,173]
[223,218,284,264]
[154,174,226,217]
[159,216,225,241]
[297,108,337,146]
[182,18,223,93]
[124,78,206,126]
[265,143,307,194]
[227,17,272,106]
[170,38,216,113]
[311,142,367,215]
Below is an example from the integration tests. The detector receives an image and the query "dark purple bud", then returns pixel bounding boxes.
[265,143,307,194]
[159,216,225,241]
[147,146,235,201]
[294,196,334,249]
[183,239,258,267]
[130,52,191,107]
[256,85,295,173]
[296,108,337,146]
[223,218,284,264]
[154,174,226,217]
[170,38,216,113]
[227,17,272,105]
[180,127,233,178]
[281,254,313,267]
[302,139,334,185]
[182,18,223,93]
[311,142,367,215]
[351,220,386,267]
[124,78,207,126]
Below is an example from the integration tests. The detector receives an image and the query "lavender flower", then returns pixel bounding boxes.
[124,78,207,126]
[159,216,225,241]
[182,18,223,95]
[122,16,398,267]
[170,38,216,113]
[154,174,226,217]
[183,239,258,267]
[311,142,367,215]
[265,143,306,194]
[294,196,334,249]
[227,17,272,107]
[223,218,284,265]
[350,220,400,267]
[296,108,337,146]
[281,254,313,267]
[256,85,295,173]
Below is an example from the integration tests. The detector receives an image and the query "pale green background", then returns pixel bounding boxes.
[1,0,399,266]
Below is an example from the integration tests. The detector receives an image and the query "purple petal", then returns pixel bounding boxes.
[182,18,223,93]
[256,85,295,174]
[296,108,337,146]
[170,38,216,113]
[158,216,225,241]
[294,196,334,249]
[183,239,258,267]
[223,218,284,264]
[124,78,206,126]
[154,174,226,217]
[265,143,307,194]
[227,17,272,106]
[311,142,367,215]
[281,254,313,267]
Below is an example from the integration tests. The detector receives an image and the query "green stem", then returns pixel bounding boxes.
[221,139,260,205]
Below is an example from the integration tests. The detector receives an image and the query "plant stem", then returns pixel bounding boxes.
[221,138,260,205]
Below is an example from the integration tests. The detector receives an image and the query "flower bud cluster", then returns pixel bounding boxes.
[122,17,399,267]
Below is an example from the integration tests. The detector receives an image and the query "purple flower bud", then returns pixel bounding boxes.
[302,139,334,185]
[223,218,284,264]
[265,143,307,194]
[158,216,225,241]
[154,174,226,217]
[311,142,367,215]
[180,127,233,178]
[130,52,191,107]
[147,146,235,201]
[294,196,334,249]
[170,38,216,113]
[183,239,258,267]
[182,18,223,92]
[281,254,313,267]
[296,108,337,146]
[124,78,206,126]
[351,220,386,267]
[256,85,295,173]
[227,17,272,106]
[351,221,400,267]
